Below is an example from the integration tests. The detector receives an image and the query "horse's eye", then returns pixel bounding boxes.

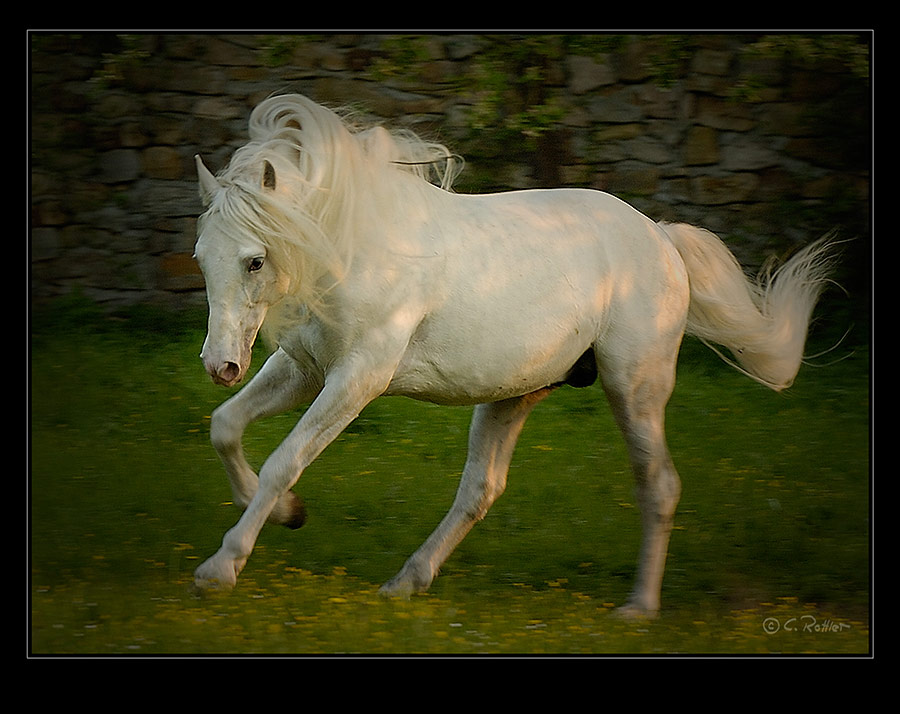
[248,256,265,273]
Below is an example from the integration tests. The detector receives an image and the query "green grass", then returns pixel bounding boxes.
[29,299,870,655]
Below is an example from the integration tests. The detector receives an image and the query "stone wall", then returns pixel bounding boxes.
[30,33,870,310]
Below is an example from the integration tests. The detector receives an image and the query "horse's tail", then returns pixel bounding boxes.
[660,222,838,391]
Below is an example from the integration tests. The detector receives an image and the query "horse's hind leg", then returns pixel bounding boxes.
[597,339,682,618]
[379,387,555,598]
[209,348,322,528]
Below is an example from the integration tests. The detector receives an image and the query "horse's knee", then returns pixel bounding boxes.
[209,403,241,454]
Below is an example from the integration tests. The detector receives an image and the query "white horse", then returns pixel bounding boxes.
[192,94,836,617]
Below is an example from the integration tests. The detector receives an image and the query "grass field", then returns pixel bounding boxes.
[29,298,870,655]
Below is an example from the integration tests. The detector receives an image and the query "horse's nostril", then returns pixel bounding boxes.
[219,362,240,384]
[205,359,242,386]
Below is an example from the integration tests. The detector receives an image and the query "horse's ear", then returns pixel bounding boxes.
[195,155,220,207]
[262,160,276,190]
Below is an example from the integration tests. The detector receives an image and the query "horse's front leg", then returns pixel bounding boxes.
[209,348,322,529]
[194,364,385,591]
[380,387,556,598]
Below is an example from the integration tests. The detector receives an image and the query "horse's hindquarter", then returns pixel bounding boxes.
[385,188,686,404]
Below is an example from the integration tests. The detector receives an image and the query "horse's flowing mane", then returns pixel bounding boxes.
[206,94,462,327]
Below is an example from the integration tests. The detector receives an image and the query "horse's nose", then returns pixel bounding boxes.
[202,353,242,387]
[213,361,242,386]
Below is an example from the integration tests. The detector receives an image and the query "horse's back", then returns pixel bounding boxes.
[441,188,688,342]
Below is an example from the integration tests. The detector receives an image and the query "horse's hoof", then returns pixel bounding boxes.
[284,494,307,530]
[614,601,659,620]
[192,576,234,595]
[378,580,413,599]
[379,562,433,598]
[193,554,239,592]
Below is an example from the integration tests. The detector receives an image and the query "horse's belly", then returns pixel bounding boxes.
[386,356,575,405]
[385,309,594,405]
